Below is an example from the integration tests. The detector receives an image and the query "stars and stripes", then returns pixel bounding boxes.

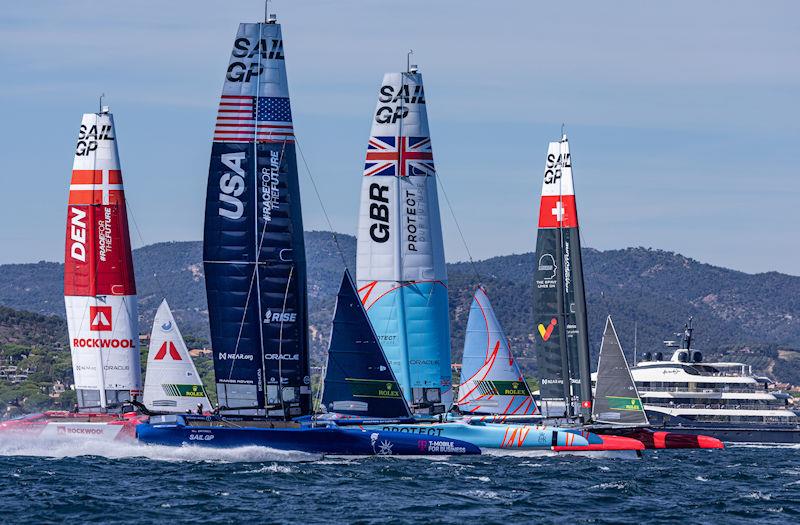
[364,136,435,177]
[214,95,294,143]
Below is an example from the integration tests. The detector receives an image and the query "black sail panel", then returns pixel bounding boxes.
[322,271,412,419]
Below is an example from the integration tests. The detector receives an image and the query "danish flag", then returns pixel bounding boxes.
[89,306,112,331]
[154,341,182,361]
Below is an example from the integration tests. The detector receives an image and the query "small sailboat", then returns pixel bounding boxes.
[142,300,211,414]
[456,286,538,418]
[590,317,723,449]
[133,13,478,456]
[0,106,145,441]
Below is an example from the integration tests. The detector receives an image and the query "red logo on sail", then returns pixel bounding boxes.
[154,341,182,361]
[89,306,112,331]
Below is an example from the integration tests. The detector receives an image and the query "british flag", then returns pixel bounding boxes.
[363,136,435,177]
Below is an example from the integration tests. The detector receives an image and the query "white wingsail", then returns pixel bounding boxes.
[143,300,211,413]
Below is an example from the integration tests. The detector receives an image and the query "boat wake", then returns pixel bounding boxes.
[726,442,800,450]
[0,437,321,463]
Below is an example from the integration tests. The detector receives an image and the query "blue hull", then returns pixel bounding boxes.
[136,416,479,456]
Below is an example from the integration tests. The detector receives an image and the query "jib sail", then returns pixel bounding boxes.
[203,19,310,417]
[457,287,537,416]
[321,271,412,419]
[532,134,592,419]
[592,317,648,426]
[64,107,141,410]
[356,67,452,414]
[143,300,211,414]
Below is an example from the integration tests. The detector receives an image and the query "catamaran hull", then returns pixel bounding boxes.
[135,420,480,456]
[360,421,642,451]
[0,412,144,442]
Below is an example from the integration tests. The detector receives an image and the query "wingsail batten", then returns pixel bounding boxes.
[322,271,412,419]
[64,109,141,409]
[533,135,592,418]
[356,71,452,412]
[203,21,310,417]
[457,287,537,416]
[143,300,211,413]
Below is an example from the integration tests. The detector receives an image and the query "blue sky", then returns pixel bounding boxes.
[1,1,798,274]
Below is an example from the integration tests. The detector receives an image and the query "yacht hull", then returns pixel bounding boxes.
[0,411,144,442]
[136,416,480,456]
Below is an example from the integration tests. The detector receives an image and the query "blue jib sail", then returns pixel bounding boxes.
[322,271,412,419]
[203,22,310,418]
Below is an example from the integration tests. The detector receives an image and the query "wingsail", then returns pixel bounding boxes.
[203,21,310,417]
[143,300,211,414]
[322,271,412,419]
[64,107,141,410]
[592,317,648,426]
[356,69,452,413]
[532,134,592,418]
[457,287,537,416]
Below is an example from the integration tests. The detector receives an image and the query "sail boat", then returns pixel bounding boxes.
[0,106,146,441]
[356,64,451,414]
[142,300,211,414]
[456,286,538,418]
[348,67,641,452]
[590,317,723,449]
[133,13,478,456]
[533,133,592,420]
[530,132,722,449]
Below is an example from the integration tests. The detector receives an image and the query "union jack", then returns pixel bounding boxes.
[363,136,435,177]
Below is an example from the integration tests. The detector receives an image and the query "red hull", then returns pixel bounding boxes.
[608,428,724,450]
[0,411,147,442]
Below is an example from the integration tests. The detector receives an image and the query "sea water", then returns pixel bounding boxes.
[0,438,796,524]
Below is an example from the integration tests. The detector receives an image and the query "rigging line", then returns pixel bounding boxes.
[277,264,294,417]
[293,135,349,270]
[435,170,482,285]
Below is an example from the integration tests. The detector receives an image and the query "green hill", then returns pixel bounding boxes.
[1,231,799,411]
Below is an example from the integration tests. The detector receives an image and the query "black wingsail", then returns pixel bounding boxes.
[533,134,592,419]
[203,20,310,418]
[322,271,412,419]
[592,317,649,426]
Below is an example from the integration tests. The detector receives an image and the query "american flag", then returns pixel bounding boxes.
[214,95,294,143]
[364,136,435,177]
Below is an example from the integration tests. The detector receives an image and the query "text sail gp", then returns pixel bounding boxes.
[64,107,141,410]
[203,19,310,417]
[356,66,452,414]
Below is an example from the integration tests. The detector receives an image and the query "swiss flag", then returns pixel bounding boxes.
[154,341,182,361]
[581,400,592,409]
[89,306,112,331]
[538,195,578,228]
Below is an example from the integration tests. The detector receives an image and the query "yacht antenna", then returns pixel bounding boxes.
[99,93,105,113]
[407,49,414,73]
[633,321,638,366]
[684,316,694,351]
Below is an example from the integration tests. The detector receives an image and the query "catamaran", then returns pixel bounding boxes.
[0,107,145,441]
[133,14,478,456]
[531,133,722,449]
[348,66,642,452]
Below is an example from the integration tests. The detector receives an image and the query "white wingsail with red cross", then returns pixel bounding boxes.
[143,300,211,413]
[64,107,142,410]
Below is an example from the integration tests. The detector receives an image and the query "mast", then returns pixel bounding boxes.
[203,16,309,418]
[64,106,141,411]
[356,66,451,415]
